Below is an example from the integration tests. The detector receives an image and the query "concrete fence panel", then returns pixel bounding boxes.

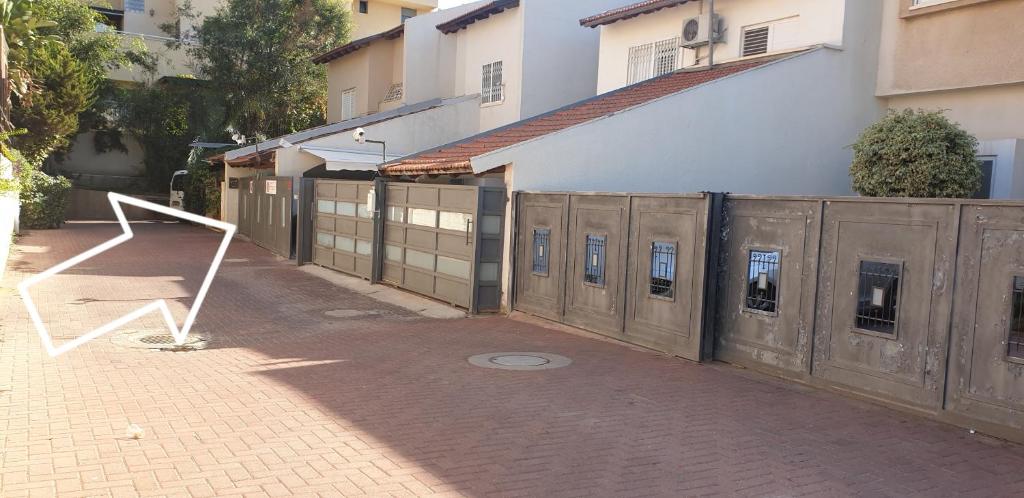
[715,198,822,378]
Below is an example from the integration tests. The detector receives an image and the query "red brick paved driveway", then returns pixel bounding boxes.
[2,222,1024,497]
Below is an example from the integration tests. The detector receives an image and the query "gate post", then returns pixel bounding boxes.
[699,192,726,361]
[370,177,388,284]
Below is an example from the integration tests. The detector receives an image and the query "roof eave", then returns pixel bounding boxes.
[436,0,519,35]
[580,0,691,28]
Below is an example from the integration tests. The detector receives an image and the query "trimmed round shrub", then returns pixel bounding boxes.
[20,170,73,229]
[850,109,980,198]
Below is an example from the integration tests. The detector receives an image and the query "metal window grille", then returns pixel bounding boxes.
[627,37,680,85]
[649,242,676,298]
[382,83,403,103]
[855,261,901,334]
[742,26,770,57]
[1010,277,1024,360]
[627,43,653,85]
[653,37,680,77]
[584,235,607,286]
[532,228,550,275]
[482,61,503,104]
[746,250,781,313]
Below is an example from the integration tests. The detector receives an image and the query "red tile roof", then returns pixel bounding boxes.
[580,0,692,28]
[436,0,519,34]
[383,58,773,176]
[312,24,404,64]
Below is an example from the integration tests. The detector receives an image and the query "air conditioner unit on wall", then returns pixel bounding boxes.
[680,13,724,49]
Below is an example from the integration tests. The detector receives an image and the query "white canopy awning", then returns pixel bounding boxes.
[299,146,402,171]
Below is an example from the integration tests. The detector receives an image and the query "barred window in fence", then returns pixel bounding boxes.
[482,61,504,104]
[532,228,550,275]
[855,261,901,335]
[1010,276,1024,360]
[626,36,680,85]
[746,250,780,313]
[649,242,677,298]
[584,235,607,286]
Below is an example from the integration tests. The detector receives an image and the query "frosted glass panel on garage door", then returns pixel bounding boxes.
[439,212,472,232]
[409,208,437,227]
[437,256,471,279]
[406,249,435,271]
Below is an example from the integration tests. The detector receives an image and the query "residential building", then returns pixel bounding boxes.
[318,0,626,130]
[383,0,886,311]
[348,0,438,40]
[876,0,1024,199]
[58,1,222,192]
[89,0,221,82]
[221,0,625,228]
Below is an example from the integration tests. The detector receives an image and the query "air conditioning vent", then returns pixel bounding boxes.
[680,13,723,49]
[742,26,770,57]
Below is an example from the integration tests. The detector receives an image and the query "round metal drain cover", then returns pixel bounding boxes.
[111,330,208,350]
[468,352,571,371]
[138,334,177,345]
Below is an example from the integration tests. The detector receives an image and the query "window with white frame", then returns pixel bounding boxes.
[626,37,680,85]
[341,88,355,120]
[741,17,799,58]
[481,61,504,104]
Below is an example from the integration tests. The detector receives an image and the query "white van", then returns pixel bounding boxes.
[169,170,188,210]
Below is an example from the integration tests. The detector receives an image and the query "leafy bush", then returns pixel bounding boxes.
[19,169,72,229]
[850,109,981,198]
[184,148,220,218]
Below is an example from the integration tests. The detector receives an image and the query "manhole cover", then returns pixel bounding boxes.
[468,352,571,371]
[111,330,208,351]
[138,334,177,345]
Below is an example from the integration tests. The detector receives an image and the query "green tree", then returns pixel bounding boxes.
[111,77,228,192]
[182,0,350,139]
[1,0,155,165]
[850,109,981,198]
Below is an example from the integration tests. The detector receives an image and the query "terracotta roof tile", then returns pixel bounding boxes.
[383,58,774,176]
[580,0,692,28]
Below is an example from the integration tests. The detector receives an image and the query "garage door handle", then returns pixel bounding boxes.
[466,219,473,244]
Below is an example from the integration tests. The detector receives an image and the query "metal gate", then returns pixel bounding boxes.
[311,180,506,312]
[238,176,293,258]
[312,179,376,279]
[513,192,712,361]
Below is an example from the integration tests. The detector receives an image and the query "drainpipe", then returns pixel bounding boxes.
[707,0,715,68]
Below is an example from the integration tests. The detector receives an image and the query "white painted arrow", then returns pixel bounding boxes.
[18,192,237,357]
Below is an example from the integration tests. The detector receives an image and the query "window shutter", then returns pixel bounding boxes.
[742,26,770,57]
[341,89,355,120]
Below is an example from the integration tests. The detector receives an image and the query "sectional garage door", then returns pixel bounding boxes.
[312,180,376,279]
[311,180,506,312]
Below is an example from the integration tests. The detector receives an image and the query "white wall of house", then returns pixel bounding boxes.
[402,1,486,104]
[452,4,525,132]
[517,0,621,119]
[594,0,846,93]
[976,139,1024,200]
[473,0,883,310]
[275,96,481,180]
[222,164,260,229]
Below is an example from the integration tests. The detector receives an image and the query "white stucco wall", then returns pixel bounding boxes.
[222,164,259,226]
[517,0,621,119]
[274,96,481,179]
[452,4,525,132]
[594,0,847,93]
[402,1,487,104]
